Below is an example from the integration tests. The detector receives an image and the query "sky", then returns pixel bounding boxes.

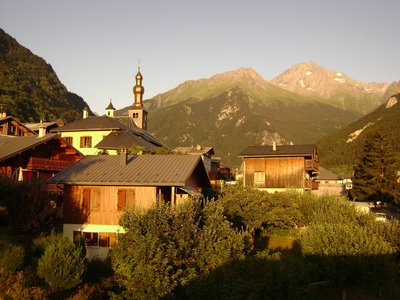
[1,0,399,114]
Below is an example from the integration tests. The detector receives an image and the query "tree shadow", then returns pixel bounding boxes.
[166,241,398,300]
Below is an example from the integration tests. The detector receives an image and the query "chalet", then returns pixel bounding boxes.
[0,133,82,180]
[51,69,164,155]
[239,143,319,192]
[47,152,211,259]
[0,114,36,136]
[314,167,352,196]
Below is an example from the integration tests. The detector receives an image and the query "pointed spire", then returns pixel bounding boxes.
[105,99,116,117]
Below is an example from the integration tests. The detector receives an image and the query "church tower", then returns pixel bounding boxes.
[128,67,148,130]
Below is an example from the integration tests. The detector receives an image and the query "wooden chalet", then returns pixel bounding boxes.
[0,133,82,180]
[47,152,211,259]
[239,143,319,192]
[0,114,36,136]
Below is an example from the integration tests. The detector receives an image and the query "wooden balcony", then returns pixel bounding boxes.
[305,159,319,171]
[27,157,73,171]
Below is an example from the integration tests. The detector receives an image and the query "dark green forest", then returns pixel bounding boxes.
[0,28,91,123]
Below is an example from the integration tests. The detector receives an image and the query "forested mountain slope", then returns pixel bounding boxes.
[0,28,91,122]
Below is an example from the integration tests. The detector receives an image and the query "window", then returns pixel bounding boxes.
[73,231,117,248]
[83,232,99,247]
[82,188,90,211]
[9,125,15,134]
[254,171,265,187]
[82,188,100,211]
[64,136,73,144]
[90,189,100,211]
[117,189,135,211]
[133,113,139,118]
[80,136,92,148]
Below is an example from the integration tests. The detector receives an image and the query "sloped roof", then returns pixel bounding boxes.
[52,115,165,148]
[51,116,131,132]
[316,167,340,180]
[24,121,59,131]
[174,146,214,156]
[95,130,160,151]
[0,134,61,162]
[317,167,352,180]
[48,154,211,187]
[239,144,316,157]
[0,116,36,135]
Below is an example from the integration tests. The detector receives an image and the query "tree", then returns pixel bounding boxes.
[37,234,85,291]
[351,130,399,205]
[111,201,246,298]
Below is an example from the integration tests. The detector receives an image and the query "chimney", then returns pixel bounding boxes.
[83,107,89,119]
[38,119,46,138]
[272,141,277,151]
[120,148,128,166]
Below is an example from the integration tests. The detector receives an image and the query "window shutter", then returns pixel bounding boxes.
[117,189,126,211]
[82,188,90,211]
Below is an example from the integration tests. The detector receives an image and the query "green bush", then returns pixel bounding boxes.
[37,234,85,291]
[112,201,247,298]
[0,241,25,275]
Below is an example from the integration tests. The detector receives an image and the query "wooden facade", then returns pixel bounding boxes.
[63,185,159,225]
[0,116,35,136]
[0,135,82,180]
[240,144,319,191]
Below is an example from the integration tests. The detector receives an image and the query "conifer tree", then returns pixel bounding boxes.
[351,130,399,205]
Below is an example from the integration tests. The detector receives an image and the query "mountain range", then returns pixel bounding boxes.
[134,65,395,167]
[2,28,399,169]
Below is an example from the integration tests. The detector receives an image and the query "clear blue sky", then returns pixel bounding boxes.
[1,0,399,114]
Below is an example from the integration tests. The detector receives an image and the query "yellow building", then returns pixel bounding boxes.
[52,69,164,155]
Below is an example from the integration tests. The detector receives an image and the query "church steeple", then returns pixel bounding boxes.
[128,67,148,130]
[133,67,145,107]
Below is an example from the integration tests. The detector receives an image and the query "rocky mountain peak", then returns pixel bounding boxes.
[271,61,388,99]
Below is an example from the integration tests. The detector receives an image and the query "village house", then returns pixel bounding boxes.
[51,69,164,155]
[47,152,211,259]
[0,132,82,180]
[313,167,352,196]
[239,142,319,192]
[0,113,36,136]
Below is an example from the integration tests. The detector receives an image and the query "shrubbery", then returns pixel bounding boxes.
[112,201,248,298]
[0,241,25,275]
[36,233,85,291]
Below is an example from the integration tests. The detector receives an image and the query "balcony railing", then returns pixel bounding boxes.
[305,159,319,171]
[27,157,73,171]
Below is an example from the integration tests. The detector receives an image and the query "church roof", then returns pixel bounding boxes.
[105,101,116,110]
[51,116,130,132]
[95,130,162,151]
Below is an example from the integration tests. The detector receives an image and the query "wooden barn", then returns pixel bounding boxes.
[239,143,319,192]
[47,152,211,259]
